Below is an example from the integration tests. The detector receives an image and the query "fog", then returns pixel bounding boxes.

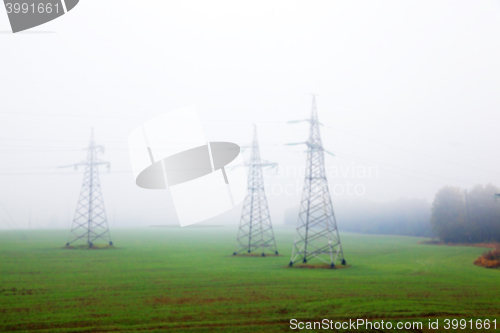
[0,0,499,230]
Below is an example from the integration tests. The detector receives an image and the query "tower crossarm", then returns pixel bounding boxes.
[285,142,335,156]
[288,119,326,126]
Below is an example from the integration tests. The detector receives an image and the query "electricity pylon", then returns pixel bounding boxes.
[288,96,346,268]
[65,129,113,248]
[233,125,278,256]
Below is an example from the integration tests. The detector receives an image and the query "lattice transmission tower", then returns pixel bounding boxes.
[65,129,113,248]
[233,125,278,256]
[288,96,346,268]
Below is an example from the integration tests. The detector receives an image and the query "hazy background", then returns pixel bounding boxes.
[0,0,499,231]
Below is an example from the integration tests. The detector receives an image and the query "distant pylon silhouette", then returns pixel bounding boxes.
[233,125,278,256]
[65,129,113,248]
[289,96,345,268]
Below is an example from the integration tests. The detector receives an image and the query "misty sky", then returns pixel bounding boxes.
[0,0,499,229]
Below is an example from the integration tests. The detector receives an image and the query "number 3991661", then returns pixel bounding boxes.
[5,3,60,14]
[444,319,496,330]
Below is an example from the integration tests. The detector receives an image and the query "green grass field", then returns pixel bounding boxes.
[0,227,499,332]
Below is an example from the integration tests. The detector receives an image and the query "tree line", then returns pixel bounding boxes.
[431,184,500,243]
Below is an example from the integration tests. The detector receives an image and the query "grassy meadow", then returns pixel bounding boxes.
[0,226,499,332]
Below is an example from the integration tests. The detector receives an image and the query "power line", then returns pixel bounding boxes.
[0,110,287,124]
[0,111,147,119]
[0,144,485,186]
[360,112,498,160]
[288,118,500,176]
[333,155,449,187]
[333,151,477,185]
[255,148,479,187]
[0,170,132,176]
[0,149,84,153]
[319,125,500,176]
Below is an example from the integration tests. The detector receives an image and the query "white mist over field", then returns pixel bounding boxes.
[0,1,499,230]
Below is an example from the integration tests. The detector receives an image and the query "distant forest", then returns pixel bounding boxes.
[431,184,500,243]
[284,197,433,237]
